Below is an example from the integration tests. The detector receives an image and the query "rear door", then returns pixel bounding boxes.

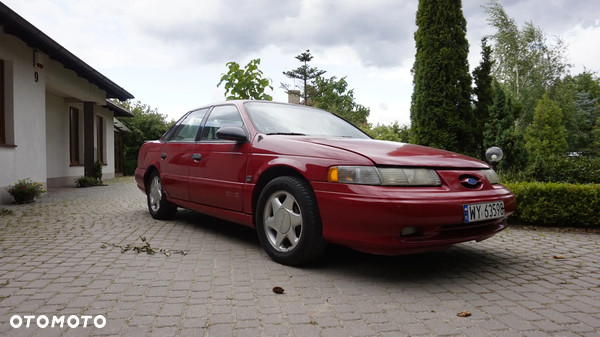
[159,108,209,201]
[189,105,250,211]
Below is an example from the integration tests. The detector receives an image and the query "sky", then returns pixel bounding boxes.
[3,0,600,125]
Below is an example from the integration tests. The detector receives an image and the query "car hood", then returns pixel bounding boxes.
[302,138,489,168]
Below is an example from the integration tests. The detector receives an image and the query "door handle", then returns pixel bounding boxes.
[160,153,167,159]
[191,153,202,162]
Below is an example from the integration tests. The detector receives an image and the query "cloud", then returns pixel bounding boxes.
[132,0,417,68]
[4,0,600,126]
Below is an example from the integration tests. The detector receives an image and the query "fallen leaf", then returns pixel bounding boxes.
[272,286,284,294]
[457,311,471,317]
[553,254,565,259]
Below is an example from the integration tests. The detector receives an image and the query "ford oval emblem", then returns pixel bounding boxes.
[466,178,477,185]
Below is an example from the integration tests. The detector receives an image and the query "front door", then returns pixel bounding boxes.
[189,105,250,212]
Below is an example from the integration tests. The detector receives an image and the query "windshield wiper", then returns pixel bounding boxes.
[265,132,307,136]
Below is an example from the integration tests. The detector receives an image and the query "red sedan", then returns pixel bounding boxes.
[135,100,516,265]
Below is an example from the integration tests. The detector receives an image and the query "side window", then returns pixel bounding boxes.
[169,108,208,141]
[201,105,244,141]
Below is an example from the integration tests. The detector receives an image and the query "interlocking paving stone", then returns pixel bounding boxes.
[0,177,599,336]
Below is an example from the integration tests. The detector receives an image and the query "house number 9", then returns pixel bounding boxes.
[34,72,39,82]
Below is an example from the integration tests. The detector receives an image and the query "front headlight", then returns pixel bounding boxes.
[327,166,441,186]
[378,168,441,186]
[327,166,381,185]
[482,169,499,184]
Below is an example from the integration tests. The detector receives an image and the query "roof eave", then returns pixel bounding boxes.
[0,2,134,101]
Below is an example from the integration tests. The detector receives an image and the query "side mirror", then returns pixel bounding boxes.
[216,126,249,143]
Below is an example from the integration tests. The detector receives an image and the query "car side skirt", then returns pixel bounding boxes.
[169,198,255,229]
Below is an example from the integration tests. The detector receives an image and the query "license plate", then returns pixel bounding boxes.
[463,201,505,223]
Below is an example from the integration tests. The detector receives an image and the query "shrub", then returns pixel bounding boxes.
[75,176,99,187]
[6,178,46,199]
[93,160,104,185]
[535,155,600,184]
[505,181,600,227]
[499,155,600,184]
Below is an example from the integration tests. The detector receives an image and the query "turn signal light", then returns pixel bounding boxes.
[327,167,339,183]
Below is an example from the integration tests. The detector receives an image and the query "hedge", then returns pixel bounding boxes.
[505,182,600,228]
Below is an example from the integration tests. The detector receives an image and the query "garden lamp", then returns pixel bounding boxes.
[485,146,504,171]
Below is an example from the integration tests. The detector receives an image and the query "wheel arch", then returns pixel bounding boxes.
[144,165,159,189]
[251,165,310,226]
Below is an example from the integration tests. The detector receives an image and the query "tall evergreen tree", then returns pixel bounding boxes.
[592,116,600,156]
[281,50,326,105]
[472,37,495,160]
[484,82,527,171]
[525,93,568,161]
[410,0,475,155]
[551,77,600,154]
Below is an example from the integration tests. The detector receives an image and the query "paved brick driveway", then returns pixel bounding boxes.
[0,177,599,336]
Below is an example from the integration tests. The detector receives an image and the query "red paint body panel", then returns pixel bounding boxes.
[304,138,489,168]
[134,100,517,256]
[312,181,515,255]
[189,141,250,211]
[159,143,195,201]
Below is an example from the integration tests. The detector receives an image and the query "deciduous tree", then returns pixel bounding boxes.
[483,0,570,127]
[115,100,174,160]
[362,122,411,143]
[313,76,369,126]
[217,59,273,100]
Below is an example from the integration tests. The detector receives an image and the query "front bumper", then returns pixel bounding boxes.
[312,181,516,255]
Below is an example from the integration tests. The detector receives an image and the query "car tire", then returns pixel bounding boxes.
[146,170,177,220]
[256,176,327,265]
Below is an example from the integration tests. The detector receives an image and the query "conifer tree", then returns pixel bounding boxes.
[410,0,475,155]
[473,37,495,160]
[281,50,326,105]
[525,93,568,161]
[484,82,527,171]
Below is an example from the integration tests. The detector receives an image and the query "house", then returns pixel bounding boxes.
[0,2,134,204]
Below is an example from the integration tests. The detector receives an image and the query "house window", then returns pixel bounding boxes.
[69,107,80,165]
[97,115,104,164]
[0,59,5,145]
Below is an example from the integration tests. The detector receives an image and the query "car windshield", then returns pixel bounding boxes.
[244,102,370,139]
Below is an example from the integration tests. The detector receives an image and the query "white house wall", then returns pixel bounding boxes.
[0,30,47,204]
[1,27,118,203]
[45,97,115,187]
